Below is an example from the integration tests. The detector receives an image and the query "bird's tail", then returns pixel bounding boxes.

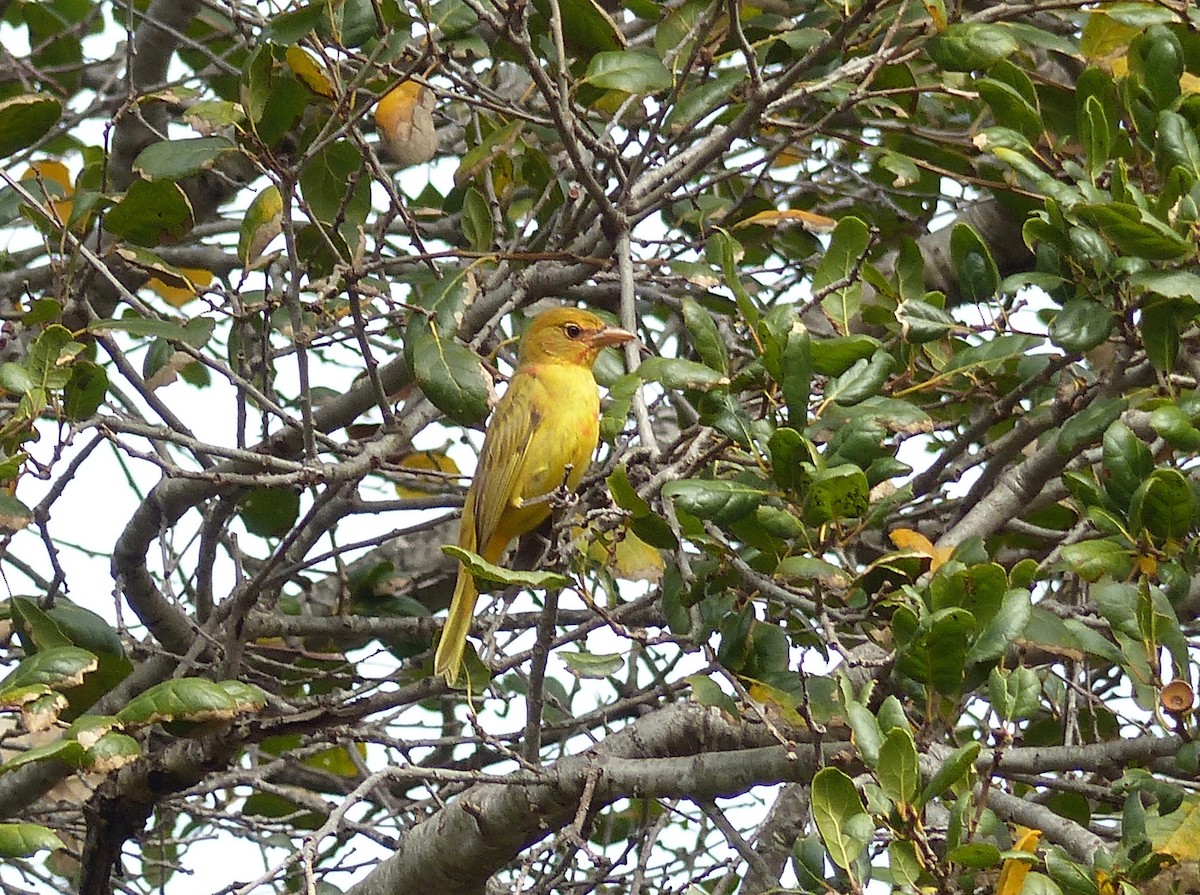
[434,569,477,685]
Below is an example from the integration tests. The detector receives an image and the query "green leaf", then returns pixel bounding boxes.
[1056,397,1126,456]
[560,650,624,679]
[105,178,195,246]
[1129,468,1194,541]
[927,23,1019,71]
[896,608,975,695]
[89,315,217,349]
[299,139,371,245]
[1071,202,1192,260]
[1140,300,1182,372]
[10,597,72,651]
[411,329,490,426]
[1148,404,1200,450]
[115,678,259,727]
[238,487,300,538]
[845,701,883,767]
[878,727,920,807]
[133,136,238,181]
[950,223,1000,302]
[948,842,1002,868]
[897,297,956,343]
[64,361,109,420]
[0,646,97,693]
[1049,299,1114,354]
[978,78,1042,143]
[1156,110,1200,179]
[441,545,571,590]
[814,217,870,332]
[1102,420,1153,508]
[680,297,728,373]
[811,767,872,870]
[967,589,1032,664]
[988,665,1041,721]
[461,187,494,253]
[1080,94,1111,180]
[1044,845,1101,895]
[824,349,894,407]
[919,741,981,808]
[583,50,672,93]
[638,356,728,390]
[666,70,745,130]
[0,823,65,858]
[775,556,850,588]
[802,465,869,525]
[811,335,879,376]
[0,493,33,532]
[532,0,625,53]
[1060,540,1135,583]
[686,673,738,716]
[1129,270,1200,301]
[0,94,62,157]
[662,479,765,525]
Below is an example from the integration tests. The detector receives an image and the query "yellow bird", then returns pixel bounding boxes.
[434,307,636,685]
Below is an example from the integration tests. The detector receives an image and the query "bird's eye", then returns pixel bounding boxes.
[564,323,583,339]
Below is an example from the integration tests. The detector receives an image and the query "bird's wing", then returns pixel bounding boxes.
[466,371,544,552]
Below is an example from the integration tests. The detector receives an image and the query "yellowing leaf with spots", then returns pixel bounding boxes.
[375,81,437,167]
[238,185,283,266]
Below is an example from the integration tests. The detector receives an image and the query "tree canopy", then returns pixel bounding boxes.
[1,0,1200,893]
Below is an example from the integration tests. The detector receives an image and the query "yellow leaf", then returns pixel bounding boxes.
[238,185,283,266]
[1181,72,1200,95]
[612,530,664,583]
[22,160,74,228]
[1148,796,1200,861]
[889,527,954,571]
[285,46,336,99]
[996,827,1040,895]
[394,450,460,498]
[375,81,437,167]
[146,267,213,308]
[921,0,947,32]
[734,208,837,234]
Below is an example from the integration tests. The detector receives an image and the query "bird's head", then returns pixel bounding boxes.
[517,307,636,368]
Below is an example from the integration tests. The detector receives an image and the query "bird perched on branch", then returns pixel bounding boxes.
[434,307,636,686]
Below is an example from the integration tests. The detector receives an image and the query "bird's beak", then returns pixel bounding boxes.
[587,325,637,349]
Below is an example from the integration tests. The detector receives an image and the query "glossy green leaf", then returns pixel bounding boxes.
[845,701,883,767]
[0,94,62,157]
[1049,299,1114,354]
[89,315,217,349]
[0,823,65,858]
[583,51,672,93]
[115,678,264,727]
[411,329,490,426]
[878,727,920,806]
[1102,420,1153,508]
[815,217,870,332]
[1129,468,1194,541]
[802,465,869,524]
[1156,110,1200,179]
[680,297,728,374]
[967,589,1032,664]
[897,608,975,695]
[441,545,571,590]
[919,741,981,808]
[133,136,238,181]
[812,767,872,870]
[638,356,728,390]
[561,650,624,679]
[950,223,1000,302]
[1056,397,1126,456]
[1148,404,1200,450]
[238,487,300,538]
[927,23,1019,71]
[1072,202,1192,260]
[824,349,894,407]
[105,179,195,246]
[0,646,97,693]
[1140,300,1182,372]
[988,665,1041,721]
[662,479,765,525]
[1060,539,1135,583]
[897,297,955,343]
